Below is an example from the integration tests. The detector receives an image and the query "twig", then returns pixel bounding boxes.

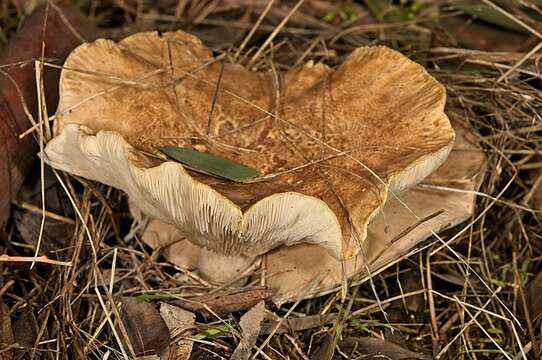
[0,254,71,266]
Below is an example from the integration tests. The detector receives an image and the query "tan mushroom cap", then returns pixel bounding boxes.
[45,31,455,261]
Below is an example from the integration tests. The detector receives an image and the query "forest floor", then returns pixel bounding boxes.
[0,1,541,359]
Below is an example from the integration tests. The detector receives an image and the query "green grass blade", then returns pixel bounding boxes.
[159,147,260,182]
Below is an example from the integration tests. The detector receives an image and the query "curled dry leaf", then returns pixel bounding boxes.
[159,303,195,360]
[44,30,455,282]
[232,301,266,360]
[119,297,170,357]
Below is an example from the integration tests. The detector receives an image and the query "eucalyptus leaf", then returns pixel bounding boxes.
[454,1,530,34]
[159,147,260,182]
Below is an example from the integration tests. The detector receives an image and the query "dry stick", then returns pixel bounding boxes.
[284,333,310,360]
[32,58,47,270]
[233,0,276,61]
[109,248,118,295]
[96,266,139,359]
[464,52,542,79]
[247,0,305,68]
[333,285,359,348]
[433,290,511,322]
[359,246,391,329]
[83,249,119,354]
[293,36,322,67]
[0,254,71,266]
[0,280,14,298]
[0,69,37,128]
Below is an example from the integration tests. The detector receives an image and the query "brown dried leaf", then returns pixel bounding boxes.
[0,4,96,229]
[159,303,195,360]
[170,287,271,317]
[340,337,431,360]
[232,301,266,360]
[119,297,170,357]
[311,333,335,360]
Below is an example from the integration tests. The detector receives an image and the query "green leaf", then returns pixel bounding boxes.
[159,147,260,182]
[192,323,234,340]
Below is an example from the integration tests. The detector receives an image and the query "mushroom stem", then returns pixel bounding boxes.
[196,248,256,284]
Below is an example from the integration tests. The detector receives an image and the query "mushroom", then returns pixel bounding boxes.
[44,31,455,282]
[135,119,486,303]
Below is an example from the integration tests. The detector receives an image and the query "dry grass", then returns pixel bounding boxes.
[1,0,541,359]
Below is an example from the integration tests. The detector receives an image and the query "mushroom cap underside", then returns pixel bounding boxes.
[45,30,455,259]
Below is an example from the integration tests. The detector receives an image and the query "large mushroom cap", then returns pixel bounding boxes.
[45,30,455,262]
